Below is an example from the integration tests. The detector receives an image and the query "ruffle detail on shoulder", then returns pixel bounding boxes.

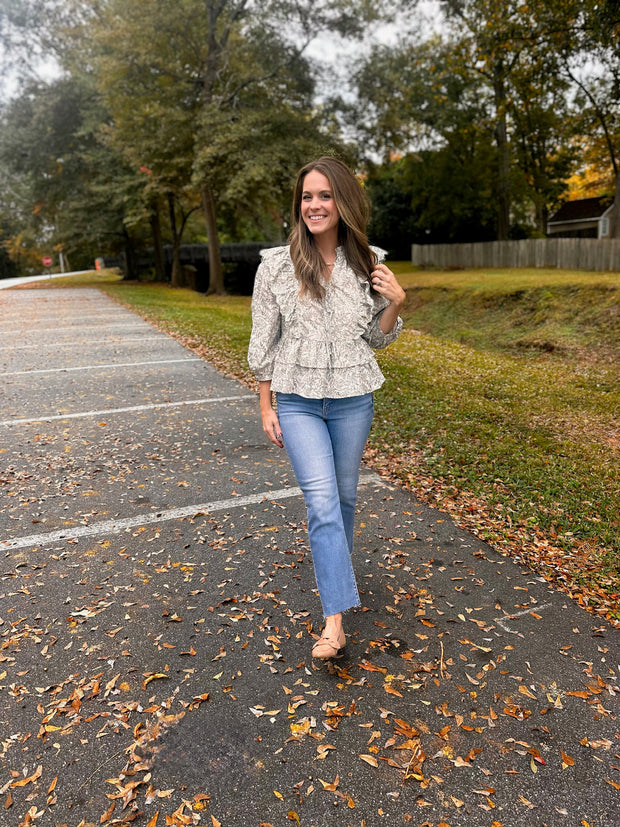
[259,244,291,262]
[370,245,387,264]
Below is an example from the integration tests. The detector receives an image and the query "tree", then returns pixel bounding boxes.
[438,0,564,239]
[508,49,578,233]
[0,218,18,279]
[545,0,620,236]
[0,74,149,273]
[2,0,416,281]
[86,0,404,293]
[352,35,500,243]
[352,2,598,242]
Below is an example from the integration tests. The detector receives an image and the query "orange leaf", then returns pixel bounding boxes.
[384,684,403,697]
[360,754,379,767]
[12,765,42,787]
[319,776,339,791]
[358,661,387,674]
[146,812,159,827]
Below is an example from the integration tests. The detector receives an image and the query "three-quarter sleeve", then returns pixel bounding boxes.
[363,293,403,349]
[248,257,282,381]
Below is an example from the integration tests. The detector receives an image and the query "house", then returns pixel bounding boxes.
[547,196,615,239]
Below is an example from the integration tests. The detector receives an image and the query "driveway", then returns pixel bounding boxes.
[0,286,618,827]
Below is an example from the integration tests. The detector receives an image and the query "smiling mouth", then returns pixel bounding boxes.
[308,215,326,221]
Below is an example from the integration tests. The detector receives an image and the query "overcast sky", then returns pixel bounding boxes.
[305,0,444,99]
[0,1,444,104]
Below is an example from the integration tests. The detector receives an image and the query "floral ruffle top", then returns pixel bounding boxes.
[248,245,402,399]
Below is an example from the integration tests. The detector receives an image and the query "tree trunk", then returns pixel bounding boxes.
[535,199,548,237]
[612,171,620,239]
[202,182,225,294]
[493,67,511,241]
[122,228,137,280]
[150,202,166,282]
[168,193,184,287]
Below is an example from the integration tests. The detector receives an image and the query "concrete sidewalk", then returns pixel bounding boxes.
[0,287,618,827]
[0,271,93,290]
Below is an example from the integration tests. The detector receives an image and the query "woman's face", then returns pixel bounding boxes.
[300,170,340,242]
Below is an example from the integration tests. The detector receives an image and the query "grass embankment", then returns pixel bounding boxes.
[17,267,620,623]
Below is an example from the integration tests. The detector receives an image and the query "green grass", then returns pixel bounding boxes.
[18,270,124,288]
[14,266,620,621]
[392,265,620,358]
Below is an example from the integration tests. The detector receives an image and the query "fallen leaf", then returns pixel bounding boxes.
[142,673,169,690]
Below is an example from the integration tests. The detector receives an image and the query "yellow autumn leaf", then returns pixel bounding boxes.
[142,673,169,690]
[359,754,379,767]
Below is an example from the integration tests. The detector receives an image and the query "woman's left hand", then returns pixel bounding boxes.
[371,263,406,308]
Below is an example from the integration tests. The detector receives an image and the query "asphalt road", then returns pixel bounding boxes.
[0,286,618,827]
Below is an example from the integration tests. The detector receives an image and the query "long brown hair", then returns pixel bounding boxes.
[288,157,377,300]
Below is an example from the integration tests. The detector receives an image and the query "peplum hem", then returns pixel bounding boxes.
[276,336,376,369]
[270,361,386,399]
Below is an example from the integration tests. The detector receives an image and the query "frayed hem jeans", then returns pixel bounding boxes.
[275,392,374,617]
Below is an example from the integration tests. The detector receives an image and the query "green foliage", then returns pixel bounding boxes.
[0,0,379,279]
[367,148,498,257]
[0,73,146,269]
[353,0,617,241]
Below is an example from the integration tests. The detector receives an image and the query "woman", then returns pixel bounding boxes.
[248,156,405,660]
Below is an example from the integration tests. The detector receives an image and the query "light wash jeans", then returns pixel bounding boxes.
[275,392,374,617]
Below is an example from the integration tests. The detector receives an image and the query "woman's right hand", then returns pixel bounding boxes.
[262,405,283,447]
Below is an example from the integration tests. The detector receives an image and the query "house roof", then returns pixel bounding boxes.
[549,196,613,224]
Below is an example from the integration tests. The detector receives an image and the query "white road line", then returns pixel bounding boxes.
[2,474,383,551]
[0,358,201,377]
[1,314,134,325]
[0,323,145,336]
[0,394,255,427]
[1,336,167,352]
[494,602,553,632]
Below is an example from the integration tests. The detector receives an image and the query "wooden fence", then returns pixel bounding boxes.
[411,238,620,271]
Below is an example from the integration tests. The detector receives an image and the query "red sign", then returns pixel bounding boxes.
[42,256,53,267]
